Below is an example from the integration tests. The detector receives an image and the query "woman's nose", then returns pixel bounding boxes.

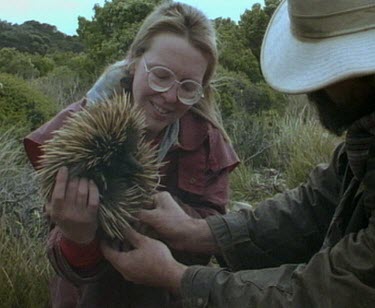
[161,82,179,104]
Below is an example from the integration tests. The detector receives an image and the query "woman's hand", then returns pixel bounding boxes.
[101,227,187,295]
[138,191,219,254]
[45,166,99,244]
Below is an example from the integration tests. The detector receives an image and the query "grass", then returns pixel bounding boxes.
[0,129,51,307]
[229,95,341,206]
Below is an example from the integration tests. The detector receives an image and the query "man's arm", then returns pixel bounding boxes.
[101,189,375,308]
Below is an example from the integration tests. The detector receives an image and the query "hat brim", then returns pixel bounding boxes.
[260,0,375,94]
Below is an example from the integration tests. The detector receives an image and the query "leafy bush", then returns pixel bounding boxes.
[216,67,287,118]
[0,73,57,135]
[225,110,275,167]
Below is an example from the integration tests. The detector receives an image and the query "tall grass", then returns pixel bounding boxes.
[0,129,51,307]
[269,96,342,188]
[229,95,341,205]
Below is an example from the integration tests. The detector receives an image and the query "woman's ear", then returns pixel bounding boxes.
[127,58,138,76]
[120,75,133,93]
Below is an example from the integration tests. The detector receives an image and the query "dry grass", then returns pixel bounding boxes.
[0,129,51,307]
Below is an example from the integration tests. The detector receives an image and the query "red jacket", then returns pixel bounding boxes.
[24,99,239,307]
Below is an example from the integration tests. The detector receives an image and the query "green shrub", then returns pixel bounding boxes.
[0,73,57,135]
[225,110,277,167]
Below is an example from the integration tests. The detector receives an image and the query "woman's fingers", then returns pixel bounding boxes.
[76,177,89,208]
[47,166,69,216]
[87,180,99,219]
[65,177,79,206]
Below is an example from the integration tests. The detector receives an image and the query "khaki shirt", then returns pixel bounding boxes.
[181,143,375,307]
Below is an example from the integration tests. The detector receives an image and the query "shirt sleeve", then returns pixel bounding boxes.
[60,237,103,269]
[23,100,86,169]
[47,227,108,286]
[207,152,342,270]
[181,221,375,308]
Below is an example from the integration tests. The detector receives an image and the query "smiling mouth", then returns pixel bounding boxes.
[151,102,171,115]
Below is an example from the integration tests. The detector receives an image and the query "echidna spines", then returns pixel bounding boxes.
[37,94,161,240]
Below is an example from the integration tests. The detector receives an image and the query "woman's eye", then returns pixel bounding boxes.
[152,68,172,80]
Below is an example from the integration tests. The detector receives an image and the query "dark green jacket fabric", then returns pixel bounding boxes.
[181,142,375,307]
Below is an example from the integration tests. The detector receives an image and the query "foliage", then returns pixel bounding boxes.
[0,129,51,307]
[30,66,87,109]
[228,96,340,206]
[215,18,261,83]
[77,0,163,69]
[216,67,287,117]
[0,20,84,55]
[269,96,342,187]
[230,163,287,205]
[225,110,275,166]
[239,0,281,60]
[49,52,97,82]
[0,48,55,79]
[0,73,57,135]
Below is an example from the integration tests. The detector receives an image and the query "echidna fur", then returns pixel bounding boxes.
[37,94,161,240]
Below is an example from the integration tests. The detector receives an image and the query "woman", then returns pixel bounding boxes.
[24,2,239,307]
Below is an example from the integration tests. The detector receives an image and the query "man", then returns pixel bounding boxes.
[101,0,375,307]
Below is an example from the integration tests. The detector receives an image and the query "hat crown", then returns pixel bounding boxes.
[291,0,374,15]
[289,0,375,38]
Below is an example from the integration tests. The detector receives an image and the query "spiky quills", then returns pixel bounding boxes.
[37,94,161,240]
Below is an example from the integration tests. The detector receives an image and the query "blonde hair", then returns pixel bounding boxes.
[126,1,230,141]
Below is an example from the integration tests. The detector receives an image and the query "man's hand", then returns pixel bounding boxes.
[101,228,187,294]
[138,191,220,254]
[45,166,99,244]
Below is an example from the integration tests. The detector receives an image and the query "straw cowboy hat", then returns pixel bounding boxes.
[260,0,375,94]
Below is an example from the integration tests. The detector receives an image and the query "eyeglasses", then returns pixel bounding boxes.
[143,57,204,106]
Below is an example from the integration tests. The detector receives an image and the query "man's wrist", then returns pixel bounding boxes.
[185,218,219,254]
[166,262,188,295]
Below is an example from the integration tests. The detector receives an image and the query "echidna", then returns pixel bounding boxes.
[37,94,161,241]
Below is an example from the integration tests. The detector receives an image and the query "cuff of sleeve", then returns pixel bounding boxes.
[206,212,252,270]
[60,237,103,269]
[181,265,223,308]
[48,229,108,286]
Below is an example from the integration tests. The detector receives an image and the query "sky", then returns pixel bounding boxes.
[0,0,260,36]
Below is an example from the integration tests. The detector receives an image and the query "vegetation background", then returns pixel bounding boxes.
[0,0,341,306]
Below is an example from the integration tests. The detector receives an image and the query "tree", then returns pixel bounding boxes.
[238,1,280,61]
[215,18,262,83]
[0,20,84,55]
[77,0,163,70]
[0,48,39,79]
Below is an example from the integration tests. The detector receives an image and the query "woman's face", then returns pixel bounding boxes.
[132,32,208,139]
